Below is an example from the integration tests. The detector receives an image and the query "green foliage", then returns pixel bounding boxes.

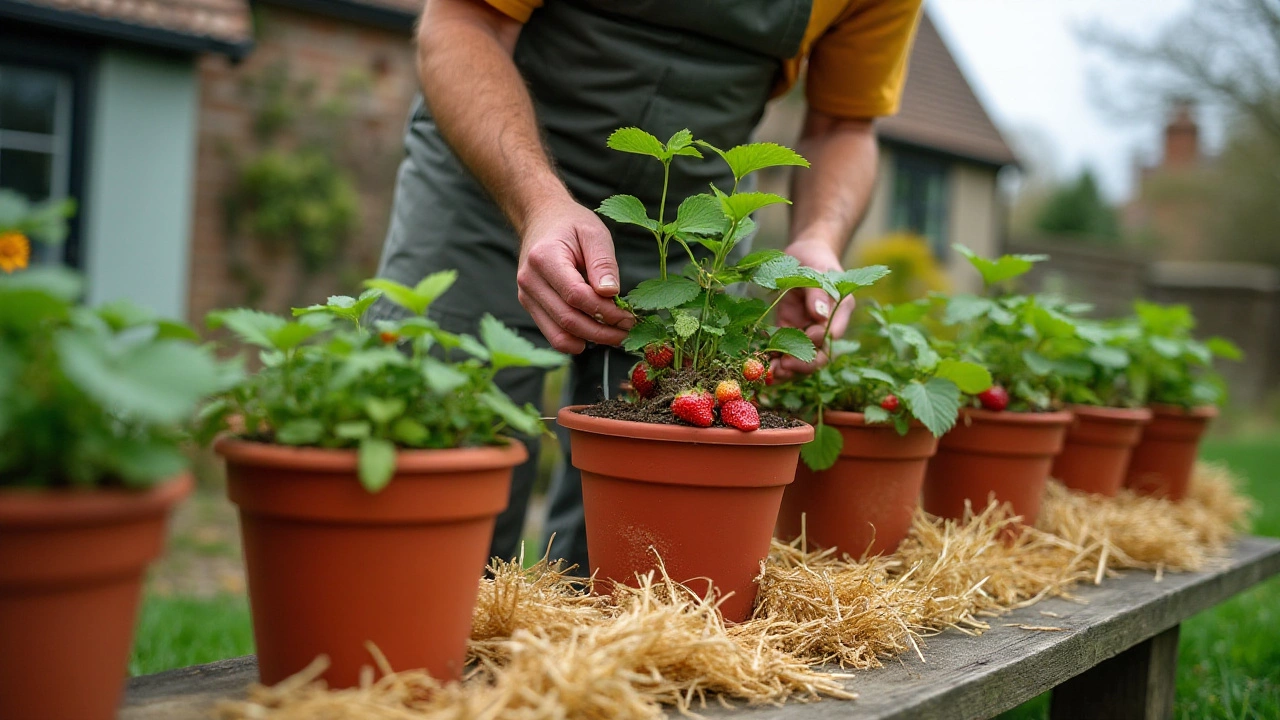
[1124,300,1240,408]
[233,150,359,273]
[769,298,989,470]
[1033,169,1120,243]
[200,274,566,492]
[0,267,228,489]
[0,190,76,245]
[597,126,887,406]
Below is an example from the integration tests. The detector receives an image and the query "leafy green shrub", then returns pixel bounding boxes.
[198,272,567,491]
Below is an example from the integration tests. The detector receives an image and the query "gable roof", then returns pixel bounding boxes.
[877,12,1017,167]
[0,0,252,57]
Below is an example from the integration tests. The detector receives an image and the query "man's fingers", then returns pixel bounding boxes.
[524,275,628,348]
[577,221,622,298]
[828,296,856,340]
[528,243,633,329]
[519,288,586,354]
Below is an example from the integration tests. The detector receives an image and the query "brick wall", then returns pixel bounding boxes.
[186,4,418,324]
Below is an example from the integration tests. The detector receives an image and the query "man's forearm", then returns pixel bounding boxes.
[789,111,880,257]
[417,0,568,234]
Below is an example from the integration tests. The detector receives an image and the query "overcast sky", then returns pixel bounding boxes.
[928,0,1202,202]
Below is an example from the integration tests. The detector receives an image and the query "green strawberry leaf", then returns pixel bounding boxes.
[358,437,396,493]
[481,387,545,436]
[933,359,993,394]
[1086,345,1130,369]
[673,194,725,235]
[829,265,891,296]
[862,405,891,424]
[1205,336,1242,360]
[765,327,817,362]
[606,127,665,159]
[899,378,962,437]
[716,191,790,222]
[953,244,1048,286]
[622,316,668,352]
[627,276,701,310]
[480,315,566,371]
[673,311,700,339]
[275,419,324,445]
[800,422,843,471]
[597,195,658,231]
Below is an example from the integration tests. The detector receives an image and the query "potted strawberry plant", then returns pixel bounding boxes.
[1,193,216,720]
[1121,301,1240,500]
[200,274,565,686]
[770,297,992,557]
[557,128,884,621]
[1044,315,1153,497]
[925,247,1074,526]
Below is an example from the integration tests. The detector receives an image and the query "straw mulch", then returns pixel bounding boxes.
[217,462,1251,719]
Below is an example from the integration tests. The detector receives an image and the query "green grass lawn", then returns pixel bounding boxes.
[1001,432,1280,720]
[131,434,1280,720]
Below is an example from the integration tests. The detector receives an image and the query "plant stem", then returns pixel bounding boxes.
[657,161,671,280]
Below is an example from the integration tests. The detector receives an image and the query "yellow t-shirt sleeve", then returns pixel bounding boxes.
[481,0,541,23]
[806,0,924,119]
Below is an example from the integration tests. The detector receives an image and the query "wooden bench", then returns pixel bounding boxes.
[122,535,1280,720]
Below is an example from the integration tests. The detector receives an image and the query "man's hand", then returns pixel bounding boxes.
[772,239,854,380]
[516,198,635,354]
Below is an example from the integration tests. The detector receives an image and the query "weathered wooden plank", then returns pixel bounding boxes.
[1049,624,1179,720]
[121,535,1280,720]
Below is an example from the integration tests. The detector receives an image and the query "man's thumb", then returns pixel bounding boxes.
[808,288,834,323]
[581,225,620,297]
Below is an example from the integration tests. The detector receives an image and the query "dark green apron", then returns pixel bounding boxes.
[370,0,813,568]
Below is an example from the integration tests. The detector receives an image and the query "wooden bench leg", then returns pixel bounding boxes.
[1049,624,1180,720]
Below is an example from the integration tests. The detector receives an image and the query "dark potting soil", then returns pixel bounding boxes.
[578,367,803,430]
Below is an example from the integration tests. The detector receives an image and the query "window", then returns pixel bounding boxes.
[0,64,74,265]
[889,150,950,258]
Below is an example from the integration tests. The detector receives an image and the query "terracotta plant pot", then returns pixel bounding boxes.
[1051,405,1153,497]
[777,411,938,557]
[923,408,1072,526]
[216,438,524,687]
[557,406,812,623]
[1124,404,1218,501]
[0,475,192,720]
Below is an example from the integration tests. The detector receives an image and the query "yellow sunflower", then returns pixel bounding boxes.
[0,231,31,274]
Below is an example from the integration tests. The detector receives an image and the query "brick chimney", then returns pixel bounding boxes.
[1162,99,1199,169]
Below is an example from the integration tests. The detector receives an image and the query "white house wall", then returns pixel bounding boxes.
[946,162,999,294]
[84,46,197,319]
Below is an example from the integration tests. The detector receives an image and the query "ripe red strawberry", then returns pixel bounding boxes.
[644,344,674,369]
[631,363,658,398]
[671,390,714,428]
[379,330,399,344]
[880,394,900,412]
[715,379,742,405]
[720,399,760,432]
[764,367,775,386]
[742,357,766,382]
[978,385,1009,411]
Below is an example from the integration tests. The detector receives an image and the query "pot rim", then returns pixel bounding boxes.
[557,405,814,445]
[1068,404,1154,423]
[214,436,528,472]
[959,407,1074,426]
[1148,403,1220,419]
[0,473,192,526]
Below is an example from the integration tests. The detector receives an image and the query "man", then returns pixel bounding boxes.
[369,0,924,570]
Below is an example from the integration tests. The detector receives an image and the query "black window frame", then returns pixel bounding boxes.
[889,147,951,260]
[0,22,97,270]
